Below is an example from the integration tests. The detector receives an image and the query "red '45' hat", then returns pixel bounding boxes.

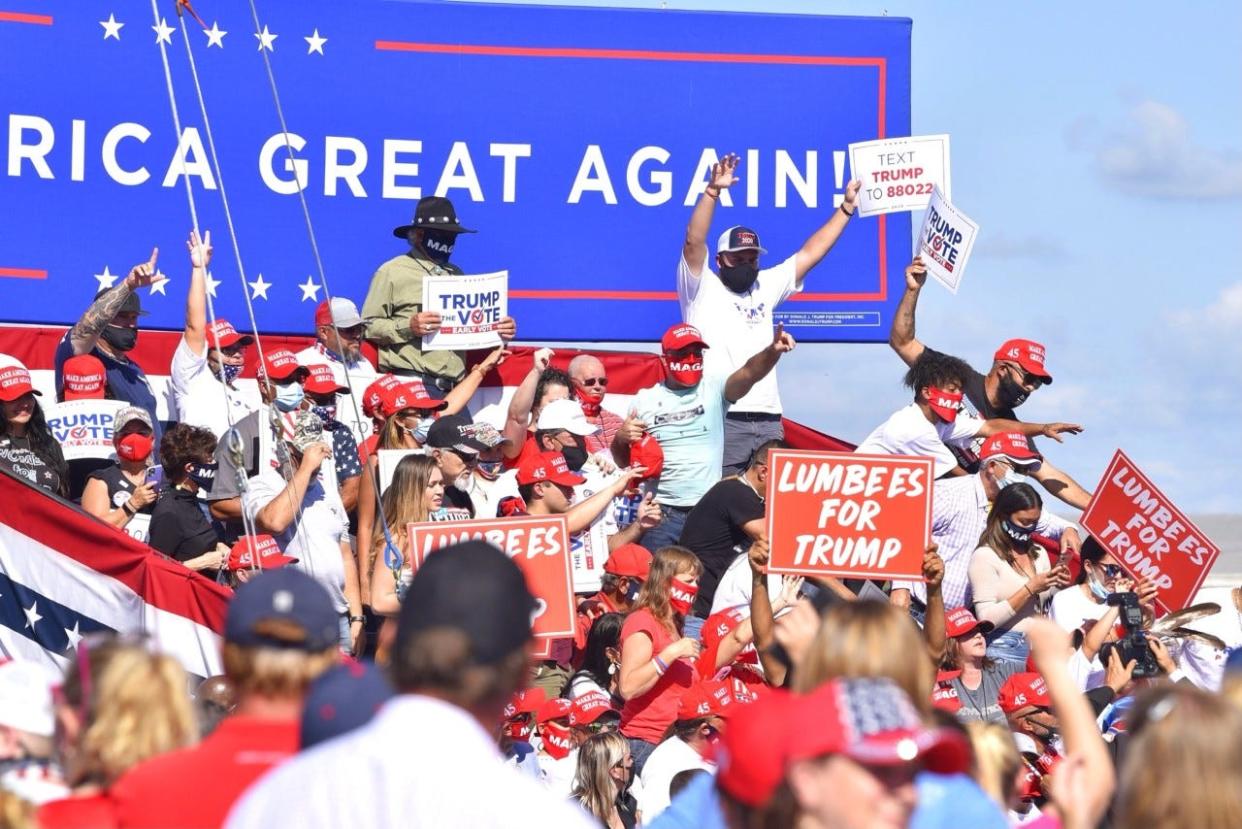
[998,673,1051,716]
[978,432,1043,471]
[517,452,585,487]
[994,339,1053,384]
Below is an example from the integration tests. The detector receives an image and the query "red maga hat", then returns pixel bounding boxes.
[998,673,1051,716]
[978,432,1043,469]
[517,452,586,487]
[944,607,995,639]
[61,355,106,400]
[994,339,1053,384]
[603,544,651,580]
[0,366,39,402]
[262,349,309,383]
[302,363,348,396]
[206,319,254,350]
[227,535,298,572]
[661,323,710,353]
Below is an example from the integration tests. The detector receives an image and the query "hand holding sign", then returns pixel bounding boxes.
[916,187,978,295]
[848,134,951,217]
[410,311,443,337]
[905,257,928,291]
[125,248,160,290]
[421,271,509,351]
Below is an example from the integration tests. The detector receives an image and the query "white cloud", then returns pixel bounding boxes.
[974,232,1068,261]
[1091,100,1242,199]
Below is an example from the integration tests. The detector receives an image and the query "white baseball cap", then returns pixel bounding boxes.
[0,661,58,737]
[535,399,599,437]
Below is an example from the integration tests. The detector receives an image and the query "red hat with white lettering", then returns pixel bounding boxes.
[998,673,1052,716]
[61,355,106,400]
[502,687,546,721]
[0,366,39,402]
[517,451,586,487]
[661,323,710,353]
[678,679,737,722]
[363,375,403,419]
[535,697,574,725]
[978,432,1043,470]
[603,544,652,580]
[227,535,298,571]
[206,319,254,350]
[697,608,759,680]
[568,690,619,727]
[262,349,309,383]
[380,380,446,417]
[628,433,664,480]
[994,339,1053,384]
[944,607,995,639]
[302,363,348,396]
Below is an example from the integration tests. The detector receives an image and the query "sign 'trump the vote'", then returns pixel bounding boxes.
[765,450,932,581]
[421,271,508,351]
[917,187,978,295]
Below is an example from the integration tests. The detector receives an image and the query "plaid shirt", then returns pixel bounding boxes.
[893,474,1071,609]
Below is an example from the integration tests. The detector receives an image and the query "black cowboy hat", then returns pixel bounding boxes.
[392,195,477,238]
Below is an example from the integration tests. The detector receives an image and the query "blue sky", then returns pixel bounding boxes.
[465,0,1242,515]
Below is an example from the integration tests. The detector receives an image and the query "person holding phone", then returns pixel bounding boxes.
[81,406,159,539]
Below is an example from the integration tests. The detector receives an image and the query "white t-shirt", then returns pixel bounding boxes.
[855,403,986,477]
[295,345,378,446]
[637,736,714,821]
[1066,649,1106,692]
[678,250,799,415]
[630,371,730,508]
[1049,584,1108,635]
[539,749,578,800]
[710,551,782,617]
[245,466,350,613]
[170,337,256,439]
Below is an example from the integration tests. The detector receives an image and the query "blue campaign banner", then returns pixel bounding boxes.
[0,1,910,342]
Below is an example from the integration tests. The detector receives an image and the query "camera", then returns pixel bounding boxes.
[1100,591,1160,678]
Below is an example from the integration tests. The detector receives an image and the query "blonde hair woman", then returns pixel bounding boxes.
[965,721,1022,813]
[794,599,935,716]
[571,731,637,829]
[38,638,197,826]
[369,454,449,617]
[617,545,703,774]
[1115,683,1242,829]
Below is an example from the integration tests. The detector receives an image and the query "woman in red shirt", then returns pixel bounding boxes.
[617,545,703,774]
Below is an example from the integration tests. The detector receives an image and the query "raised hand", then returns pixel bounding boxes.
[496,316,518,342]
[187,229,212,270]
[905,257,927,291]
[125,248,160,289]
[477,346,511,374]
[1041,422,1084,443]
[922,543,945,591]
[532,347,554,372]
[708,153,740,192]
[617,413,646,445]
[771,322,796,354]
[842,179,862,210]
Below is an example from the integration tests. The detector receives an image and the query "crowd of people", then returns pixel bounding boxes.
[0,162,1239,829]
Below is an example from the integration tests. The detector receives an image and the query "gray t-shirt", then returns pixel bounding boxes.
[951,661,1023,724]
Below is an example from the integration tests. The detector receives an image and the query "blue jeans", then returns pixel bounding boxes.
[986,629,1030,666]
[683,615,705,643]
[627,736,659,777]
[641,506,689,554]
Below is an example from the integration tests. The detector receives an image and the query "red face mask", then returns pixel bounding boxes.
[669,577,698,615]
[664,352,704,387]
[575,385,601,418]
[540,720,574,760]
[503,716,533,743]
[117,432,154,462]
[926,386,963,422]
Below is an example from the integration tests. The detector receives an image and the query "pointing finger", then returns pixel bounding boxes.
[147,247,159,269]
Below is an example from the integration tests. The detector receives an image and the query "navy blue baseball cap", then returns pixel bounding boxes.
[299,660,394,750]
[225,568,339,652]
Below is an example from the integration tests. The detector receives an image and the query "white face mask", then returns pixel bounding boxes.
[990,463,1025,491]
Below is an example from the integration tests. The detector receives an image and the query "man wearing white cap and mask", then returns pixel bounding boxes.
[297,298,377,446]
[0,660,66,805]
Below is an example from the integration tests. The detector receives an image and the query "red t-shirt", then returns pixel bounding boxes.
[619,609,694,743]
[358,433,380,465]
[108,716,299,829]
[37,794,118,829]
[502,434,540,470]
[574,591,620,653]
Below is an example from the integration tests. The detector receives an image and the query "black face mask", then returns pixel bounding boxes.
[560,439,589,472]
[1002,518,1033,549]
[719,262,759,294]
[421,230,456,264]
[186,461,218,493]
[996,373,1030,409]
[101,325,138,353]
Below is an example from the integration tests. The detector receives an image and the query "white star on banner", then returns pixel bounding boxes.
[100,13,124,40]
[304,28,327,55]
[255,24,277,52]
[23,601,42,630]
[248,273,272,300]
[298,276,321,302]
[64,622,83,650]
[152,17,174,45]
[149,271,170,296]
[205,21,227,48]
[94,265,118,290]
[205,271,221,298]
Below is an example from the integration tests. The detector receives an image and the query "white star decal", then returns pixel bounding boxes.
[149,270,170,296]
[298,276,321,302]
[64,622,84,650]
[23,601,42,630]
[248,273,272,300]
[205,270,221,298]
[205,21,227,48]
[100,13,124,41]
[94,265,118,290]
[255,24,277,52]
[304,28,327,55]
[152,17,174,45]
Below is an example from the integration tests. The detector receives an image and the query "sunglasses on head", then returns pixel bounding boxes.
[580,377,608,388]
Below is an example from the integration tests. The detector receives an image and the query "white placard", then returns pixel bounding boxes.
[45,399,126,461]
[377,448,425,495]
[916,187,979,295]
[848,134,951,217]
[421,271,508,351]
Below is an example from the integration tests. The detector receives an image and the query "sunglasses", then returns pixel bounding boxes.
[1005,363,1045,389]
[1098,564,1124,578]
[580,377,608,388]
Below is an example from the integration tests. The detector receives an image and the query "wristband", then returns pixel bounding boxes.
[840,203,855,218]
[704,186,720,199]
[650,658,666,677]
[1023,581,1036,599]
[121,499,136,516]
[349,615,365,624]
